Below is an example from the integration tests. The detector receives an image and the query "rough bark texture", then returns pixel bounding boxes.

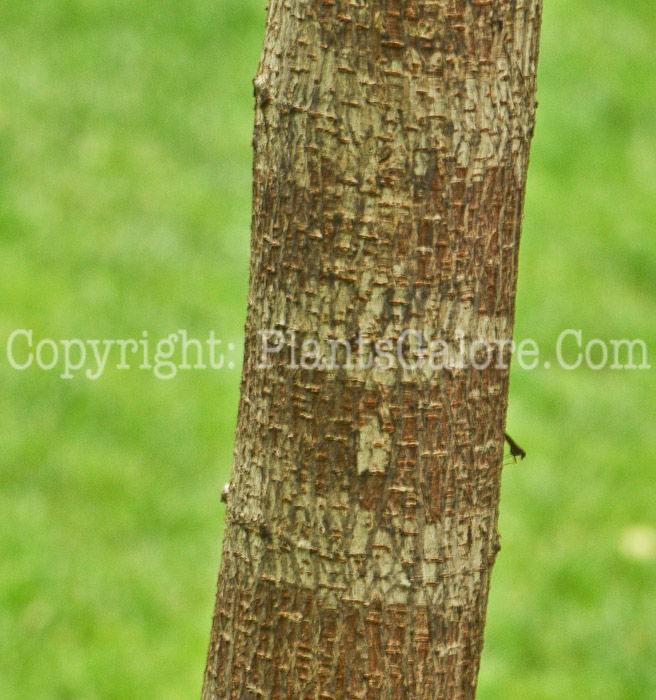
[203,2,541,699]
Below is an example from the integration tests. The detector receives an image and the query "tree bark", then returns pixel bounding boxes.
[203,2,541,699]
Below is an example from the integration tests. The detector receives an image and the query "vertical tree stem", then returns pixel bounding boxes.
[203,2,542,698]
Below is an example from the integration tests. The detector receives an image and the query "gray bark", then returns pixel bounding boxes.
[203,2,542,698]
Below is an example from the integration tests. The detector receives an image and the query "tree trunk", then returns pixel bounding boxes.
[203,2,541,699]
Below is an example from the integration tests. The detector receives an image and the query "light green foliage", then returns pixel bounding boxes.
[0,1,654,698]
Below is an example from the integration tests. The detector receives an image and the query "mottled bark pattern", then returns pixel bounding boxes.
[204,2,541,699]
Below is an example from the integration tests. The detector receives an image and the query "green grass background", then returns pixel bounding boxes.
[0,1,654,698]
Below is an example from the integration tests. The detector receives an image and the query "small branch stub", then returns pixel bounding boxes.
[220,482,230,504]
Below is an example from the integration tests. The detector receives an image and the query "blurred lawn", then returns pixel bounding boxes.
[0,1,654,699]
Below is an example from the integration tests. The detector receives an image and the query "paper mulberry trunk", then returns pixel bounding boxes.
[203,2,541,699]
